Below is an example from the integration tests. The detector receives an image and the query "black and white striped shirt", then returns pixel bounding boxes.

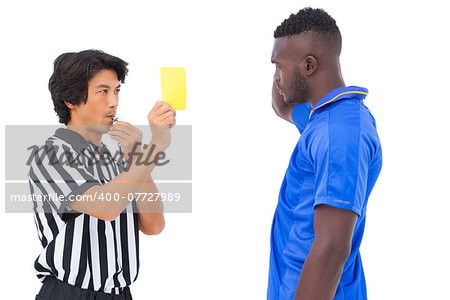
[28,128,140,295]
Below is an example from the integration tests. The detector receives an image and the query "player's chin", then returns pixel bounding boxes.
[286,98,299,106]
[286,96,307,106]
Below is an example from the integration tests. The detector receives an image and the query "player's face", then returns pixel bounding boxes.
[272,37,310,105]
[68,69,121,132]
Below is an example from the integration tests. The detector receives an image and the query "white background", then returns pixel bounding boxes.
[1,0,449,299]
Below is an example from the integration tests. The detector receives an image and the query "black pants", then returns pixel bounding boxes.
[35,276,133,300]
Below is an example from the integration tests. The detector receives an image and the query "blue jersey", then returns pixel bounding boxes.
[267,86,382,300]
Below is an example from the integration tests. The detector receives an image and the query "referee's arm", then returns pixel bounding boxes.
[69,102,174,223]
[68,142,167,222]
[135,176,165,235]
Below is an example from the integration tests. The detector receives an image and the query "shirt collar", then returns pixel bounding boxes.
[54,127,107,154]
[309,86,368,118]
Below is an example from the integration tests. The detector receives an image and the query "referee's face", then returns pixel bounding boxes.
[70,69,121,133]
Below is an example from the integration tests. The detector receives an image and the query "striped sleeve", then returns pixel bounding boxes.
[28,139,101,218]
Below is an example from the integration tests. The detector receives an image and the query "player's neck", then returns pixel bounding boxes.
[309,75,345,108]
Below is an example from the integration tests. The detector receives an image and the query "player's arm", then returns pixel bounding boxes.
[294,204,358,300]
[272,79,295,123]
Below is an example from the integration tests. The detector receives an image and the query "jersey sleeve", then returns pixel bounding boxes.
[28,142,101,218]
[291,103,312,134]
[308,111,370,216]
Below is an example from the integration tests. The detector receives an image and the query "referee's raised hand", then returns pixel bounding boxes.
[147,101,176,151]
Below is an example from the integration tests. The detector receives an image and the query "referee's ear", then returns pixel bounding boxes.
[64,99,76,109]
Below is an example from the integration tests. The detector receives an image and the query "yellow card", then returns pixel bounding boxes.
[160,67,186,110]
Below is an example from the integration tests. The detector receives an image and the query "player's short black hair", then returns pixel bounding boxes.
[274,8,341,53]
[49,49,128,125]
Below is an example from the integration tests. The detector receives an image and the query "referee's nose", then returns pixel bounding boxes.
[107,91,119,110]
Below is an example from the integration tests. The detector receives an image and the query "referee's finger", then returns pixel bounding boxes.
[160,112,176,124]
[156,102,176,116]
[108,129,130,141]
[109,123,137,136]
[156,110,175,124]
[151,101,165,112]
[109,134,127,146]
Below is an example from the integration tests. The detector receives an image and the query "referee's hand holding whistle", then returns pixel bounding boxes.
[108,101,176,162]
[68,101,176,222]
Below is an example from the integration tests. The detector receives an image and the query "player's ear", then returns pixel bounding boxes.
[303,55,318,76]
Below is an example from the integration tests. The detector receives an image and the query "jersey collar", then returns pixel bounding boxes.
[309,86,368,118]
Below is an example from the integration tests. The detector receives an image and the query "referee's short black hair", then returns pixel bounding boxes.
[274,7,342,54]
[49,50,128,125]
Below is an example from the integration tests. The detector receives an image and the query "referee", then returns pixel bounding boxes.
[29,50,176,299]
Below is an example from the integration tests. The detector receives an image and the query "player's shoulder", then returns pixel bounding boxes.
[306,100,365,145]
[324,98,379,137]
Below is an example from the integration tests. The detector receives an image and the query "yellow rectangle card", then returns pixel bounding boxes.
[160,67,186,110]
